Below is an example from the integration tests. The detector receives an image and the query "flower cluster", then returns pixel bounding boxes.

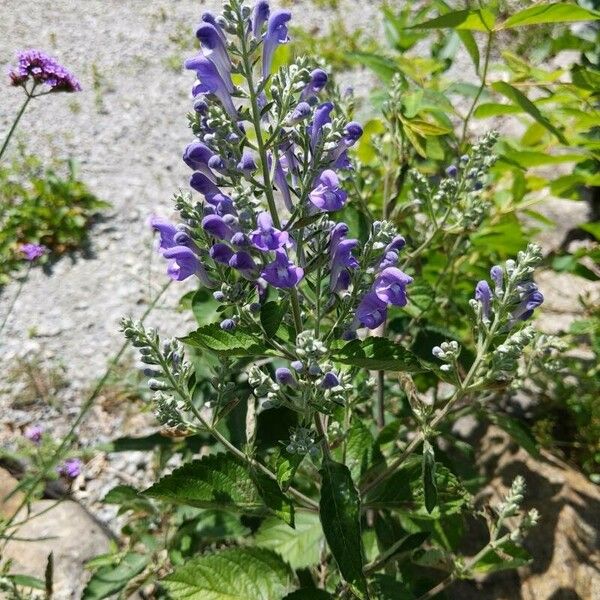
[57,457,82,480]
[8,50,81,92]
[20,243,47,261]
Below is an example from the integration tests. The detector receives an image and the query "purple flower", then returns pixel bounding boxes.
[291,360,304,372]
[229,251,257,277]
[379,251,399,270]
[330,224,358,292]
[490,265,503,292]
[386,235,406,253]
[276,367,296,386]
[183,141,216,179]
[301,68,328,100]
[149,216,179,251]
[190,173,235,214]
[196,23,232,83]
[201,12,227,43]
[210,243,234,264]
[309,170,347,212]
[220,318,236,331]
[512,283,544,322]
[57,458,82,480]
[309,102,333,151]
[271,152,293,211]
[20,243,47,261]
[24,425,43,444]
[163,246,202,281]
[9,50,81,92]
[251,212,290,251]
[373,267,413,307]
[330,121,363,164]
[252,1,270,38]
[357,292,388,329]
[446,165,458,178]
[261,250,304,288]
[237,150,257,175]
[475,280,493,321]
[202,215,234,240]
[262,10,291,80]
[321,372,339,389]
[185,55,237,118]
[287,101,311,125]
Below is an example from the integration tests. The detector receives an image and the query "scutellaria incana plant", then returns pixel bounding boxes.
[120,1,548,598]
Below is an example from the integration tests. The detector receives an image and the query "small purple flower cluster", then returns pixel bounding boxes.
[20,243,47,261]
[8,50,81,92]
[24,424,43,444]
[57,457,83,480]
[151,2,366,298]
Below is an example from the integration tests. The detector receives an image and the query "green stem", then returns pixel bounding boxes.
[0,91,33,162]
[314,412,331,460]
[460,30,494,147]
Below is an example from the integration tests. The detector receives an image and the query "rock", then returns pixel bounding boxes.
[3,500,111,600]
[453,425,600,600]
[0,467,25,518]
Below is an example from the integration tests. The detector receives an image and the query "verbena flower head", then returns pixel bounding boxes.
[57,457,82,479]
[24,425,43,443]
[21,243,47,261]
[8,50,81,92]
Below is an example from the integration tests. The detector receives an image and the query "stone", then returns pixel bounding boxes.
[3,500,111,600]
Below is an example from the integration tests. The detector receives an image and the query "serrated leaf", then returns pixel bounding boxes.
[250,468,295,527]
[498,3,600,29]
[163,547,295,600]
[275,447,305,491]
[256,512,323,570]
[319,459,368,599]
[491,82,567,144]
[181,323,270,356]
[261,301,288,338]
[82,553,148,600]
[144,454,267,514]
[333,338,424,372]
[346,420,385,481]
[192,288,220,326]
[422,441,437,514]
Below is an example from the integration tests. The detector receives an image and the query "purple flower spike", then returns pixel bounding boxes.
[301,68,328,100]
[238,149,257,175]
[490,265,503,292]
[210,243,234,264]
[321,372,339,389]
[373,267,413,307]
[57,458,82,480]
[163,246,201,281]
[9,50,81,92]
[251,212,290,251]
[475,280,493,321]
[330,239,358,292]
[24,425,43,444]
[309,169,347,212]
[357,292,388,329]
[261,250,304,289]
[202,215,233,240]
[196,23,232,83]
[185,54,237,118]
[276,367,296,386]
[310,102,333,150]
[262,10,291,80]
[252,1,270,38]
[20,243,47,261]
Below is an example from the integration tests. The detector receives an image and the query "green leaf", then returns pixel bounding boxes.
[82,553,148,600]
[256,512,323,570]
[250,468,295,527]
[498,3,600,29]
[369,575,413,599]
[181,323,270,356]
[284,591,333,600]
[471,540,532,573]
[319,459,367,599]
[261,300,288,338]
[346,420,384,481]
[474,102,523,118]
[275,447,305,491]
[145,454,270,514]
[491,82,568,144]
[411,9,495,32]
[345,52,399,82]
[571,64,600,91]
[488,412,539,458]
[5,575,45,590]
[422,441,438,514]
[457,30,480,74]
[333,338,424,372]
[102,484,155,513]
[192,289,220,326]
[580,221,600,241]
[163,547,295,600]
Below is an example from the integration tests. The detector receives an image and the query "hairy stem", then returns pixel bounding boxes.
[0,91,33,162]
